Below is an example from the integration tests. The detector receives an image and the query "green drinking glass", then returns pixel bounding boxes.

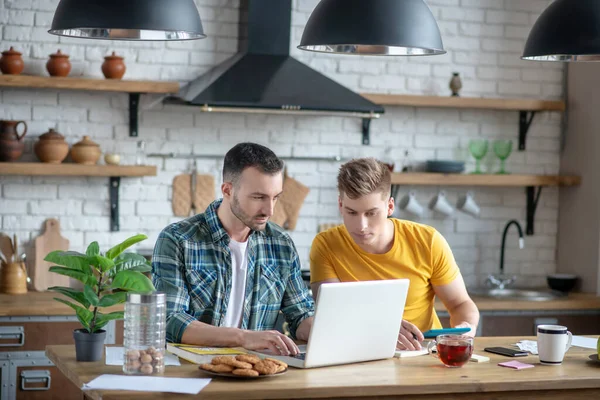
[468,139,488,174]
[493,140,513,174]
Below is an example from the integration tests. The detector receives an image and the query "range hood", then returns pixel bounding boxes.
[170,0,384,120]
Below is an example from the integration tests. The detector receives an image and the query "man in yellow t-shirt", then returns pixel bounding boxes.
[310,158,479,351]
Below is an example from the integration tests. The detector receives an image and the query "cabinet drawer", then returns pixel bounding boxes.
[0,322,80,351]
[16,366,81,400]
[1,360,9,400]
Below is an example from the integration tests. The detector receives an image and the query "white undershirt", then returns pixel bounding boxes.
[222,239,249,328]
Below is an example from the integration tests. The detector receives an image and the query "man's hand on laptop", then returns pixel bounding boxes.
[396,320,424,351]
[241,330,300,356]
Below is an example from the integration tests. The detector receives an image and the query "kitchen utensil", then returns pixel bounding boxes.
[21,253,31,284]
[546,273,578,293]
[270,202,288,227]
[32,219,70,291]
[493,140,513,174]
[46,49,71,77]
[0,233,13,263]
[0,262,28,294]
[0,47,25,75]
[278,174,310,231]
[190,160,197,216]
[425,160,465,173]
[71,136,101,165]
[34,128,69,163]
[0,250,7,264]
[468,139,488,174]
[0,120,28,162]
[172,172,215,217]
[102,52,126,79]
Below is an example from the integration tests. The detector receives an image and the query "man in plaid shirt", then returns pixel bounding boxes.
[153,143,314,356]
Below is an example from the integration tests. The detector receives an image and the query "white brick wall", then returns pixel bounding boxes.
[0,0,561,288]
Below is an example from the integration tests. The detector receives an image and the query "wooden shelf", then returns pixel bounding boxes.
[361,93,565,112]
[0,75,179,94]
[0,162,156,177]
[391,173,580,187]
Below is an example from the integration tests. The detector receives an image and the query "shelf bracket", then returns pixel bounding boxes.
[110,177,121,232]
[525,186,542,236]
[518,110,536,151]
[362,118,371,145]
[129,93,140,137]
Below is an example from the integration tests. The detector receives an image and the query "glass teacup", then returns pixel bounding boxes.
[427,334,473,367]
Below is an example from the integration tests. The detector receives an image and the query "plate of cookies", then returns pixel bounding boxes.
[199,354,288,379]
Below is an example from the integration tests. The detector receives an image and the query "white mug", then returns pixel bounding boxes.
[429,191,454,216]
[398,191,424,217]
[457,191,480,217]
[537,324,572,365]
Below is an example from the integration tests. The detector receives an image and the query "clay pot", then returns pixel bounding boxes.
[0,120,27,162]
[34,128,69,163]
[46,49,71,77]
[102,52,126,80]
[104,153,121,165]
[70,136,101,165]
[0,47,25,75]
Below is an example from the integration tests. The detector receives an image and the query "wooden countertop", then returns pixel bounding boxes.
[1,292,599,317]
[47,336,600,400]
[0,292,123,316]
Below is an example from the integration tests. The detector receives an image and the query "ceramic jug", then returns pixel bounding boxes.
[0,120,28,162]
[0,262,28,294]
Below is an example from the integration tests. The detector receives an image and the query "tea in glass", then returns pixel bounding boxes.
[427,334,473,367]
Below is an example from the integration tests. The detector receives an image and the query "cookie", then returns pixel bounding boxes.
[212,356,252,369]
[232,368,260,377]
[253,359,279,375]
[236,354,261,365]
[265,358,288,369]
[200,363,235,373]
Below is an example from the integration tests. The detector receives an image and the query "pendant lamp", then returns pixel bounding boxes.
[48,0,205,41]
[297,0,445,56]
[522,0,600,61]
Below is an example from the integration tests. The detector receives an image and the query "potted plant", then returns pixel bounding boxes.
[45,234,155,361]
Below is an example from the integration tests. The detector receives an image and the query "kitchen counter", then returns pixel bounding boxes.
[435,292,600,312]
[47,336,600,400]
[0,291,123,316]
[1,292,599,317]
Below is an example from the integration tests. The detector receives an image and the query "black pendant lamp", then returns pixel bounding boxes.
[48,0,205,41]
[298,0,445,56]
[522,0,600,61]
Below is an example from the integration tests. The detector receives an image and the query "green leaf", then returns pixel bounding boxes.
[86,241,100,257]
[48,286,90,309]
[49,267,98,287]
[54,298,93,331]
[105,234,148,260]
[83,286,99,306]
[88,255,115,273]
[113,253,152,276]
[94,311,124,330]
[44,251,91,272]
[97,292,127,307]
[110,270,155,293]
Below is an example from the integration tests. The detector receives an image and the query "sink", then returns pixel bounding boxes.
[468,288,567,301]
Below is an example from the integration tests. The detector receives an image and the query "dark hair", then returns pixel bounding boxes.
[223,142,284,185]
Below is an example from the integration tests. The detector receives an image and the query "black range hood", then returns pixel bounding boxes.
[171,0,384,121]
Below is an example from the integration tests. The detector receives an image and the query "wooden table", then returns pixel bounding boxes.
[46,336,600,400]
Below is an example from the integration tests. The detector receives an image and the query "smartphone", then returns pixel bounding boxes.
[422,327,471,339]
[484,347,528,357]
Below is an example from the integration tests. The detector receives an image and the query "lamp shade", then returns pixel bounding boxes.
[298,0,445,56]
[48,0,205,41]
[522,0,600,61]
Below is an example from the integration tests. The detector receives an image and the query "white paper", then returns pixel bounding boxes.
[394,349,429,358]
[515,340,538,354]
[105,347,181,366]
[82,374,211,394]
[572,336,598,350]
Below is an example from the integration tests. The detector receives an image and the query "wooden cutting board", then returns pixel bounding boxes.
[32,219,70,292]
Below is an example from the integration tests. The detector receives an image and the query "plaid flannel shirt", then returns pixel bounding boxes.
[152,199,314,343]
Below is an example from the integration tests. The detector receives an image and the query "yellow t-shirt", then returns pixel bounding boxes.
[309,219,460,332]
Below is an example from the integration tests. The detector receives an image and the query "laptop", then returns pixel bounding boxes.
[251,279,410,369]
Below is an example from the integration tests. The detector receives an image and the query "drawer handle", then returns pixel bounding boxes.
[20,370,52,391]
[0,326,25,347]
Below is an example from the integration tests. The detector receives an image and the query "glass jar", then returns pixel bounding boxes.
[123,292,166,375]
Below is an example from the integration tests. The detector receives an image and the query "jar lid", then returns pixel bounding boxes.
[2,46,22,56]
[73,135,99,148]
[127,292,166,304]
[104,51,124,60]
[50,49,69,58]
[39,128,65,141]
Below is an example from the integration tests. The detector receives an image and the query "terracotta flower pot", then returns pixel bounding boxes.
[34,128,69,163]
[102,52,126,80]
[70,136,101,165]
[0,47,25,75]
[46,49,71,77]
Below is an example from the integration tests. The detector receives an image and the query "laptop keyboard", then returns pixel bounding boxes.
[292,353,306,360]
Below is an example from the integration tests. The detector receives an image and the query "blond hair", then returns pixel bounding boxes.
[337,158,391,200]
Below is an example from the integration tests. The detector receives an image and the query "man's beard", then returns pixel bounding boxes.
[230,194,268,231]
